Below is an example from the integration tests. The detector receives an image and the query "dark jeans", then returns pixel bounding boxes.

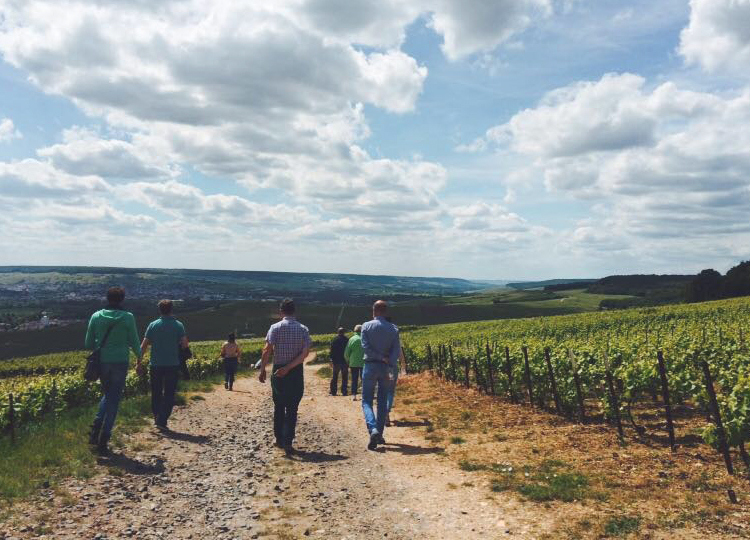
[150,365,179,426]
[330,363,348,395]
[224,357,238,388]
[271,364,304,446]
[350,367,362,395]
[94,362,129,439]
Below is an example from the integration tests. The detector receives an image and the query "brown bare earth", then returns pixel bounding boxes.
[2,364,749,539]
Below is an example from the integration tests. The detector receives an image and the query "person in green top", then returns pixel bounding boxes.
[344,324,365,401]
[141,299,188,430]
[85,287,143,455]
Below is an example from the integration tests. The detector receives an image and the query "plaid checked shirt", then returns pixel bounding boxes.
[266,317,312,366]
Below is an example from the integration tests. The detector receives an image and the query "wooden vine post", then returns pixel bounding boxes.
[522,346,534,407]
[544,347,562,414]
[437,345,444,378]
[568,349,586,424]
[472,355,483,393]
[504,346,516,403]
[463,352,471,388]
[699,354,734,475]
[426,344,434,371]
[485,343,496,396]
[8,393,15,444]
[448,345,457,383]
[656,350,676,451]
[603,350,624,438]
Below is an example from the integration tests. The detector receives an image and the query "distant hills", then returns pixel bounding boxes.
[0,266,491,304]
[506,278,597,290]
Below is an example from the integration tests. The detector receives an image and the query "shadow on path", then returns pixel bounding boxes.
[287,450,349,463]
[160,430,210,444]
[392,419,431,428]
[381,442,443,455]
[97,453,166,475]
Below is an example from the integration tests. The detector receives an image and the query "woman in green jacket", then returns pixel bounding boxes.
[344,325,365,400]
[85,287,142,454]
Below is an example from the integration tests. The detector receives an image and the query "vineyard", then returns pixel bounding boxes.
[401,296,750,485]
[0,340,265,435]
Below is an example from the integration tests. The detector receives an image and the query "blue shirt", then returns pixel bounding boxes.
[145,316,186,367]
[361,317,400,366]
[266,317,312,366]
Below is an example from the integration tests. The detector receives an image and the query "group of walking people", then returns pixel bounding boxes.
[258,298,402,452]
[85,289,401,456]
[85,287,189,455]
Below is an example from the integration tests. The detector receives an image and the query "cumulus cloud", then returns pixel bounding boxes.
[428,0,552,60]
[679,0,750,74]
[0,118,21,142]
[465,70,750,262]
[0,159,109,198]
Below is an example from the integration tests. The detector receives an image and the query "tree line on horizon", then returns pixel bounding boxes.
[685,261,750,303]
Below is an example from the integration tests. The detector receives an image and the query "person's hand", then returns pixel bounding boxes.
[276,366,289,378]
[259,367,267,383]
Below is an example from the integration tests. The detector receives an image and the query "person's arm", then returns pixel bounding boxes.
[344,339,352,365]
[140,338,151,358]
[329,340,336,364]
[388,331,402,366]
[259,342,272,383]
[84,314,96,350]
[236,344,242,363]
[127,314,143,372]
[275,345,310,378]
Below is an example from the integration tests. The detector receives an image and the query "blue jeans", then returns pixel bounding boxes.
[387,366,399,412]
[94,363,129,439]
[361,362,393,436]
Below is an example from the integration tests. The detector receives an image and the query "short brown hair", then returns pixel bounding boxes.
[280,298,295,315]
[158,299,173,315]
[106,287,125,305]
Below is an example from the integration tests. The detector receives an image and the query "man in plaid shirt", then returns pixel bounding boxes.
[259,298,311,453]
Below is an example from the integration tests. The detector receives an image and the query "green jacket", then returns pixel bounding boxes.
[344,333,364,368]
[85,309,141,364]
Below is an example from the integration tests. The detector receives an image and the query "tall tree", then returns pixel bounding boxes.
[686,269,723,302]
[722,261,750,298]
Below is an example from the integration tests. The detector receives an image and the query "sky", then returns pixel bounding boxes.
[1,0,750,280]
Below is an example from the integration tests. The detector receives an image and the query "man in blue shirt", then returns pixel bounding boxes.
[141,299,188,430]
[360,299,400,450]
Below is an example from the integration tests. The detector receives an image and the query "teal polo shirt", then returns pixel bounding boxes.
[145,316,186,367]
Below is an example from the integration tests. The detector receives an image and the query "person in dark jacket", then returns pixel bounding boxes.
[85,287,142,455]
[329,327,349,396]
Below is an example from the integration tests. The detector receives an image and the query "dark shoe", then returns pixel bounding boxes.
[88,420,102,445]
[156,422,168,432]
[342,393,348,396]
[284,444,294,456]
[275,439,283,448]
[96,433,111,456]
[367,432,379,451]
[224,382,228,389]
[377,434,386,445]
[352,395,357,401]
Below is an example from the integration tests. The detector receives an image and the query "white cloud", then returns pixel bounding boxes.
[0,118,21,142]
[428,0,552,60]
[0,159,110,198]
[680,0,750,74]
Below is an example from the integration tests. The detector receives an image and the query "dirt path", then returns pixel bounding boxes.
[1,364,546,540]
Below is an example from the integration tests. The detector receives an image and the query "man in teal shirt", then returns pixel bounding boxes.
[85,287,142,454]
[141,299,187,430]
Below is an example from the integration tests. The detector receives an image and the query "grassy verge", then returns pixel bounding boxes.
[0,369,247,507]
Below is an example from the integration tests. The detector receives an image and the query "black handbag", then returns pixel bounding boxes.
[178,345,192,380]
[84,319,121,382]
